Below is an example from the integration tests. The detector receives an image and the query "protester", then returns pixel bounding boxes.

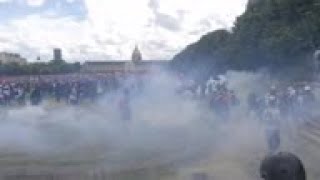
[119,88,132,121]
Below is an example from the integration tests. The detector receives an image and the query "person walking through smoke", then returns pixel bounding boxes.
[300,85,316,122]
[119,88,132,122]
[69,83,79,105]
[30,84,42,105]
[263,86,281,154]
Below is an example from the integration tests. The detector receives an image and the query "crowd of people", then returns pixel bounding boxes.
[176,75,240,120]
[248,83,317,154]
[178,75,318,154]
[0,73,319,154]
[0,73,316,178]
[248,84,316,122]
[0,73,143,106]
[205,76,239,119]
[1,74,317,120]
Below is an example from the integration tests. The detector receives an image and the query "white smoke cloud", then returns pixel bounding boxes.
[0,70,316,179]
[0,72,212,167]
[0,70,272,178]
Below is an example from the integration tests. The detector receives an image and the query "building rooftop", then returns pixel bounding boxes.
[83,60,169,65]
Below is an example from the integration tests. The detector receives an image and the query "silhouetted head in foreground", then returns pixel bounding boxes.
[260,152,306,180]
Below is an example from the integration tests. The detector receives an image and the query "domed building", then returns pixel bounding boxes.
[132,45,142,63]
[81,46,168,74]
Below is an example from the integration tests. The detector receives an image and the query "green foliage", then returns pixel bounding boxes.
[171,30,232,81]
[0,60,81,76]
[172,0,320,80]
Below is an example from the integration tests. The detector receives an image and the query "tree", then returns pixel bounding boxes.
[172,0,320,80]
[0,60,81,76]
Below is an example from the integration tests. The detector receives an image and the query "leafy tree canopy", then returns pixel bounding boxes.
[172,0,320,80]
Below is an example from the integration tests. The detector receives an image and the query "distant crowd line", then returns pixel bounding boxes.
[0,73,144,106]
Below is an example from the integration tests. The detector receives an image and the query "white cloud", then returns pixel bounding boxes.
[25,0,46,6]
[83,0,247,60]
[0,15,96,61]
[0,0,248,62]
[65,0,76,3]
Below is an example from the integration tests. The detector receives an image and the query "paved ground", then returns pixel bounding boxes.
[174,116,320,180]
[0,113,319,180]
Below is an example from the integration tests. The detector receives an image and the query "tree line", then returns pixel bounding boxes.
[0,60,81,76]
[171,0,320,81]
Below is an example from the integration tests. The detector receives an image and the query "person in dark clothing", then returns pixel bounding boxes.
[54,82,63,102]
[119,88,131,121]
[15,85,26,105]
[260,152,306,180]
[69,83,79,105]
[264,95,281,154]
[30,85,42,105]
[248,92,259,116]
[301,86,316,120]
[3,83,11,106]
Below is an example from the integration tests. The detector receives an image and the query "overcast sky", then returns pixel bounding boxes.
[0,0,247,62]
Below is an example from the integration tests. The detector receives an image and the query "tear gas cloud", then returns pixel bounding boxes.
[0,69,304,179]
